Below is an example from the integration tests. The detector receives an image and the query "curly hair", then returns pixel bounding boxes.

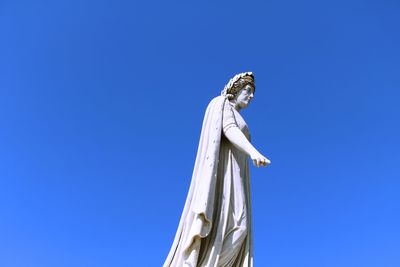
[221,72,255,100]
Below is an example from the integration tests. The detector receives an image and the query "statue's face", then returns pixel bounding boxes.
[236,84,254,109]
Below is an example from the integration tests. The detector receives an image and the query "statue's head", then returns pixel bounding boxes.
[221,72,255,109]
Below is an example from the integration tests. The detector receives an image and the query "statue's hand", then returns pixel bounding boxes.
[250,152,271,167]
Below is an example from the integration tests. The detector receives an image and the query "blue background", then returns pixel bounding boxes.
[1,0,399,266]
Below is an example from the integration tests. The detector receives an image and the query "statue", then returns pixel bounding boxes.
[164,72,271,267]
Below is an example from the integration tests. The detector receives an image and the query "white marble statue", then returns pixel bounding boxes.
[164,72,271,267]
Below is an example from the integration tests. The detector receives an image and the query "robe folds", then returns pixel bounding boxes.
[164,96,253,267]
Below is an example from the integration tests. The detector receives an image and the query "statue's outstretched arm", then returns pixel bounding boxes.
[224,127,271,167]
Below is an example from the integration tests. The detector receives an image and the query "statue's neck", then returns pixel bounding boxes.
[229,100,241,112]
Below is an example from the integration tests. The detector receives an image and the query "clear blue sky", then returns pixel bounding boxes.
[1,0,399,266]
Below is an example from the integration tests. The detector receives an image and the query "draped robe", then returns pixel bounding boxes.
[164,96,253,267]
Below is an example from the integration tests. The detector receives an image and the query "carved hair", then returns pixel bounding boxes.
[221,72,255,100]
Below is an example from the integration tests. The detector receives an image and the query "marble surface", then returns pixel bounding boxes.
[164,73,270,267]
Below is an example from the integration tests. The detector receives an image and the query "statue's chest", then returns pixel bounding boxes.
[232,109,251,140]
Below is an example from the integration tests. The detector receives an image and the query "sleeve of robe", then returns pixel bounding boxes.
[222,100,239,134]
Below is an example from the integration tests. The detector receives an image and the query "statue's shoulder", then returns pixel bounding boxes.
[206,96,226,110]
